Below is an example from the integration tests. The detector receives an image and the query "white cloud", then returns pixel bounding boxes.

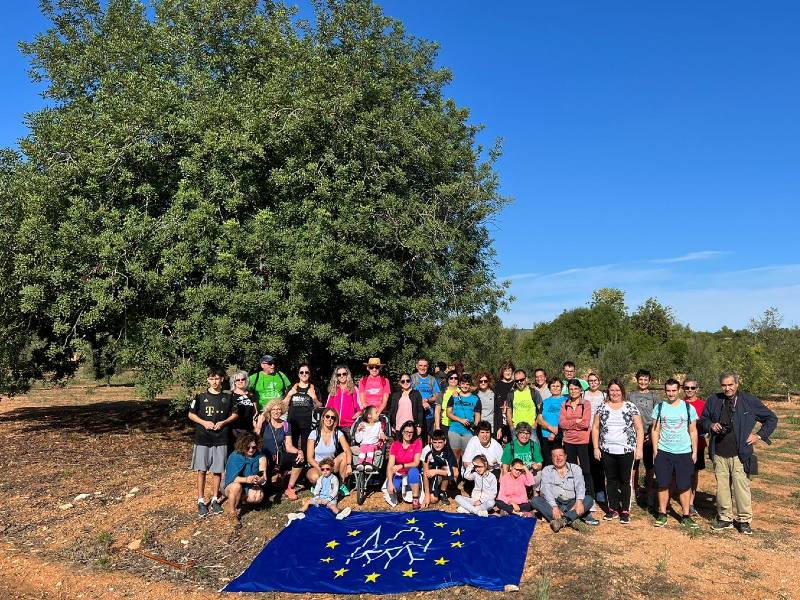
[649,250,731,264]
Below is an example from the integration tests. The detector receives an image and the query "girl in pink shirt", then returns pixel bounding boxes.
[496,459,535,515]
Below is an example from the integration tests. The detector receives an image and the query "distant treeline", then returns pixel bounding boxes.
[426,289,800,398]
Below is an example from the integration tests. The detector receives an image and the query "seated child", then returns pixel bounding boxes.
[286,457,351,523]
[455,455,497,517]
[495,458,535,516]
[354,406,385,471]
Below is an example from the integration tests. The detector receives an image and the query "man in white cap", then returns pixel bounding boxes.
[359,358,390,415]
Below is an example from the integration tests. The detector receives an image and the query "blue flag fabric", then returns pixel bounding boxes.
[223,507,536,594]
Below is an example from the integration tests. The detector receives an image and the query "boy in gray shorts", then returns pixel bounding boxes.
[188,367,239,517]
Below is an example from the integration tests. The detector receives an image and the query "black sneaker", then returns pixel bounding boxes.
[735,521,753,535]
[711,518,734,531]
[197,501,209,518]
[619,511,631,524]
[210,498,223,515]
[439,496,451,506]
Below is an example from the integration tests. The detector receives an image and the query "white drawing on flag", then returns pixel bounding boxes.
[346,526,433,570]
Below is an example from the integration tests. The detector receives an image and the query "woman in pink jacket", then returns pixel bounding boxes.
[559,378,594,499]
[495,459,535,516]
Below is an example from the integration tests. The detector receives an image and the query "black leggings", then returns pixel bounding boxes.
[495,499,533,514]
[602,451,634,512]
[589,437,606,495]
[564,442,594,497]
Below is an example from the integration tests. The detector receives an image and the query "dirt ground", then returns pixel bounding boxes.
[1,384,798,600]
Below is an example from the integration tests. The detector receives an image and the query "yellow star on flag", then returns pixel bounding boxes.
[402,568,418,578]
[347,529,362,537]
[333,567,348,578]
[320,557,333,563]
[365,572,381,583]
[326,540,340,550]
[406,517,417,524]
[451,540,464,548]
[451,528,462,536]
[434,522,446,528]
[434,557,449,565]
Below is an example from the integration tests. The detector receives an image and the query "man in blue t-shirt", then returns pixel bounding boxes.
[412,358,441,439]
[651,378,699,530]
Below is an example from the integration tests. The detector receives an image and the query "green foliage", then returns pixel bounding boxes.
[1,0,508,399]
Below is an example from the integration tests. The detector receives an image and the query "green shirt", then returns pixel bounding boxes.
[248,371,291,411]
[501,437,543,467]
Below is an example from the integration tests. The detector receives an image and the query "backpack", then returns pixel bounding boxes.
[654,401,692,431]
[313,426,344,457]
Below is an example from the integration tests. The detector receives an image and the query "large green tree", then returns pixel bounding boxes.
[1,0,508,399]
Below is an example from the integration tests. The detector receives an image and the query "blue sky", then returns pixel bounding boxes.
[2,2,798,331]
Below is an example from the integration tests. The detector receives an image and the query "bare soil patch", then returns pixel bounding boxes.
[1,387,799,599]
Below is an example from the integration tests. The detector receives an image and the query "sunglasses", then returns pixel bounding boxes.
[514,378,526,383]
[247,444,258,450]
[336,372,348,377]
[400,378,411,383]
[448,375,458,380]
[684,386,697,390]
[517,430,531,436]
[368,366,380,370]
[235,378,246,382]
[299,370,310,375]
[320,467,332,472]
[323,414,336,421]
[479,379,488,383]
[262,362,275,366]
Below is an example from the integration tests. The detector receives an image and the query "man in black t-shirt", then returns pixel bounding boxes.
[188,368,240,517]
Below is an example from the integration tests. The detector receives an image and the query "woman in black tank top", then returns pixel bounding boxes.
[284,363,321,451]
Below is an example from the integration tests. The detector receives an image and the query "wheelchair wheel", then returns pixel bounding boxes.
[356,473,367,505]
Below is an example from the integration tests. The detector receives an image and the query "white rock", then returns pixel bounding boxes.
[128,487,139,494]
[58,503,73,510]
[180,539,189,545]
[127,539,141,551]
[74,493,91,502]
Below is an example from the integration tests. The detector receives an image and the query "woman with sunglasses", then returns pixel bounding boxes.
[435,370,460,435]
[682,377,706,516]
[474,371,498,438]
[385,420,423,509]
[306,408,353,496]
[326,365,362,434]
[223,432,268,524]
[230,370,257,438]
[388,373,427,441]
[359,358,390,415]
[255,400,305,500]
[283,363,321,455]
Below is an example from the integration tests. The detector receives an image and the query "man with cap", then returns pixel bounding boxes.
[248,355,291,412]
[359,358,391,415]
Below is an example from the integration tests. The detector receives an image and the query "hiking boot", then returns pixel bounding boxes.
[284,486,298,501]
[653,513,668,528]
[197,501,209,518]
[583,515,600,526]
[550,518,563,533]
[711,518,734,531]
[604,509,619,521]
[568,519,583,531]
[209,498,223,515]
[681,516,700,530]
[336,507,352,520]
[735,521,753,535]
[384,491,398,507]
[339,483,350,497]
[619,511,631,524]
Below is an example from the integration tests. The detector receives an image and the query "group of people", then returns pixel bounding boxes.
[188,355,778,535]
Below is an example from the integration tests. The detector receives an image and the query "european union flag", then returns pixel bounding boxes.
[223,507,536,594]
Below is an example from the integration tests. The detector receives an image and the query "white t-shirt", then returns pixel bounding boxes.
[583,390,606,429]
[597,401,640,455]
[463,436,504,468]
[355,421,382,445]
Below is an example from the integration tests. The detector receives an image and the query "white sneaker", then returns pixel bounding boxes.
[336,507,352,520]
[384,490,398,507]
[286,512,306,525]
[456,506,469,514]
[477,509,489,517]
[355,463,365,472]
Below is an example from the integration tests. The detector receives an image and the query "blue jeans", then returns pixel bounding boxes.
[532,495,594,522]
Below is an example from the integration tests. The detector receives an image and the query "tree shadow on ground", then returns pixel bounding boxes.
[0,399,192,437]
